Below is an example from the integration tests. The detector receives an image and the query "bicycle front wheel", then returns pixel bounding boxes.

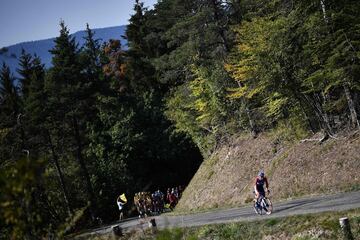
[253,201,261,215]
[263,198,273,215]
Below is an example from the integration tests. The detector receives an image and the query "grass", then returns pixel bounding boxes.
[205,155,219,167]
[345,184,360,192]
[116,208,360,240]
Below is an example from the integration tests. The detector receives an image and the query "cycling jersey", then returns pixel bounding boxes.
[254,176,269,195]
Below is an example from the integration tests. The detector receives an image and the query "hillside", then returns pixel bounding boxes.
[0,25,127,77]
[177,131,360,212]
[1,1,360,238]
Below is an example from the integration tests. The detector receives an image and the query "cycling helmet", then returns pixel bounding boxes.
[258,170,265,177]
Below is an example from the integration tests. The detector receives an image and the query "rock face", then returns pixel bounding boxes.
[176,132,360,212]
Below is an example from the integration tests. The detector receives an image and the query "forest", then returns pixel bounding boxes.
[0,0,359,239]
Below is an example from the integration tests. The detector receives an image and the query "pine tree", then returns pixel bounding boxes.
[17,49,33,99]
[125,0,157,92]
[224,1,318,137]
[47,21,97,220]
[324,0,360,129]
[122,0,204,185]
[134,0,236,151]
[298,0,360,131]
[0,63,22,162]
[0,63,19,126]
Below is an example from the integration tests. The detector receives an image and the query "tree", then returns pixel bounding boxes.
[17,49,33,99]
[0,63,22,162]
[125,0,158,93]
[0,157,49,240]
[0,63,19,127]
[47,21,97,221]
[298,0,360,131]
[139,0,237,151]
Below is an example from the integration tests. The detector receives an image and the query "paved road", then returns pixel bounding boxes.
[76,191,360,238]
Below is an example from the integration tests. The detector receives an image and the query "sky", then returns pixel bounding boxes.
[0,0,158,48]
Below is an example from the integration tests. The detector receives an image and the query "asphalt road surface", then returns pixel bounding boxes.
[76,190,360,238]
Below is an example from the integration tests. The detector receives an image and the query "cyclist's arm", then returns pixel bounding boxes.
[253,177,259,193]
[265,177,269,191]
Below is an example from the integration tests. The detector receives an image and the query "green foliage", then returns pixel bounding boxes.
[155,228,189,240]
[0,63,19,126]
[0,12,203,237]
[0,157,48,239]
[136,209,360,240]
[17,49,33,99]
[0,63,22,162]
[140,0,237,152]
[2,0,360,237]
[165,64,231,153]
[226,0,360,134]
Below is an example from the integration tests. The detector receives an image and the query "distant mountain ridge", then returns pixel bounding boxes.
[0,25,127,77]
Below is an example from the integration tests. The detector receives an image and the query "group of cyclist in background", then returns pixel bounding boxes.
[117,170,271,220]
[117,186,184,219]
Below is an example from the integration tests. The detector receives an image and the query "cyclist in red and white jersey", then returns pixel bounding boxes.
[254,170,270,206]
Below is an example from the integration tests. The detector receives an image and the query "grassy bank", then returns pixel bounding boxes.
[87,208,360,240]
[176,132,360,213]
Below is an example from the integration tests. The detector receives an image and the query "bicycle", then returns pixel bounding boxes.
[253,192,273,215]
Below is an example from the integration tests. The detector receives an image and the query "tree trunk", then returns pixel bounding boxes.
[305,92,333,134]
[236,81,257,137]
[320,92,334,134]
[17,114,26,151]
[305,80,333,134]
[245,104,257,137]
[343,83,360,129]
[296,94,318,133]
[47,130,73,215]
[354,91,359,113]
[320,0,329,23]
[72,116,97,221]
[210,0,230,53]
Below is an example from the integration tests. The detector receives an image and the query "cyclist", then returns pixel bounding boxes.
[117,193,127,220]
[254,170,270,208]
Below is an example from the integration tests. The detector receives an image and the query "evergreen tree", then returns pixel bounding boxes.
[17,49,33,99]
[47,21,97,221]
[0,63,19,126]
[82,27,136,222]
[323,0,360,129]
[0,63,22,162]
[0,157,49,240]
[123,0,204,185]
[147,0,236,151]
[125,0,157,93]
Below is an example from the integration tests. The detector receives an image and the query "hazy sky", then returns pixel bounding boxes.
[0,0,158,48]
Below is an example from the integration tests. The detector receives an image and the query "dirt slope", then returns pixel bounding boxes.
[176,132,360,212]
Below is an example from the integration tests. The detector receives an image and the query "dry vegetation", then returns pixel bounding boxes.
[176,131,360,212]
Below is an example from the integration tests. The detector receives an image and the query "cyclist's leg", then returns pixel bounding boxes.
[259,190,265,199]
[253,191,260,208]
[258,190,266,208]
